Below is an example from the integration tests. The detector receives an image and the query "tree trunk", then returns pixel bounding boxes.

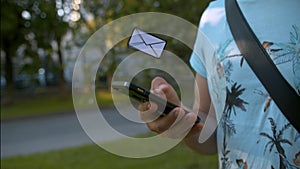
[279,155,286,169]
[2,47,14,105]
[276,144,286,169]
[106,72,112,92]
[57,40,66,95]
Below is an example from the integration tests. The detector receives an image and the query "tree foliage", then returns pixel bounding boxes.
[1,0,211,95]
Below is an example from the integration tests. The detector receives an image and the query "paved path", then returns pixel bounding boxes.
[1,108,149,158]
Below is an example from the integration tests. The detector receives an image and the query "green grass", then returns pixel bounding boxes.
[1,141,218,169]
[1,90,113,120]
[1,95,74,120]
[1,91,218,169]
[96,91,114,107]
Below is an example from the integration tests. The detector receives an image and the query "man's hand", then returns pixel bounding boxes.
[138,77,203,139]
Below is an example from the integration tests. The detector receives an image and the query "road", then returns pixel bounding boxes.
[1,108,149,158]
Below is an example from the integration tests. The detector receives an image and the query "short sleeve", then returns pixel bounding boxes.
[190,51,207,78]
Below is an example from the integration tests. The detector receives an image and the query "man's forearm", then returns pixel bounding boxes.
[183,130,217,155]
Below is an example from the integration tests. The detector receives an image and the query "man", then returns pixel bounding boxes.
[139,0,300,168]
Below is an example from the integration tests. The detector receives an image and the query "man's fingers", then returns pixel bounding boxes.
[151,77,168,90]
[146,107,184,133]
[151,77,180,105]
[138,102,151,112]
[139,77,202,139]
[140,103,202,139]
[161,112,198,139]
[138,102,161,122]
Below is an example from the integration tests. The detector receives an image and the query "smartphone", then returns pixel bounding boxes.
[112,81,200,123]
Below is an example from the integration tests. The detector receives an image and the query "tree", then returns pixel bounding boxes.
[1,0,212,97]
[22,0,70,92]
[221,82,248,169]
[1,0,71,96]
[260,118,292,169]
[76,0,212,89]
[1,0,26,99]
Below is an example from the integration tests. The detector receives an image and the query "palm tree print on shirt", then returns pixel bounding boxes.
[221,82,248,169]
[269,25,300,94]
[259,117,293,169]
[223,83,248,136]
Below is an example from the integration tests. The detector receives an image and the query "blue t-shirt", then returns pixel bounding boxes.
[190,0,300,168]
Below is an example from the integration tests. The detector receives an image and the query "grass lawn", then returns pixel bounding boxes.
[1,90,218,169]
[1,141,218,169]
[0,90,113,120]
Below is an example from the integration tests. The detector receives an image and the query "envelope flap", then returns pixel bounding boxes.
[135,28,164,45]
[128,28,166,58]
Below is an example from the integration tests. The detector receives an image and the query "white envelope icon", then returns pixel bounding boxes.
[128,28,166,58]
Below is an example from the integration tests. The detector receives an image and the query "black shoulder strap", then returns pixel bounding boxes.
[225,0,300,132]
